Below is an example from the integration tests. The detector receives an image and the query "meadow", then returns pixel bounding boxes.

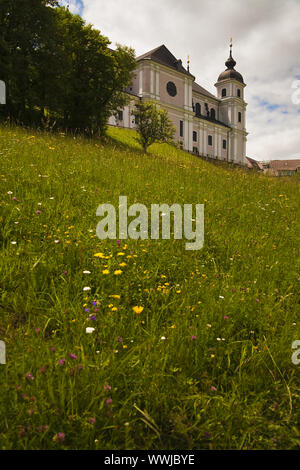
[0,123,299,450]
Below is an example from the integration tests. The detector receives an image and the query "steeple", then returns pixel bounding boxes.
[217,38,244,84]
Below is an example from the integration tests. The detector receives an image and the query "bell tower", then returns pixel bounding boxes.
[215,39,247,164]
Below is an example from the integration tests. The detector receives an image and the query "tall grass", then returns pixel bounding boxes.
[0,124,299,449]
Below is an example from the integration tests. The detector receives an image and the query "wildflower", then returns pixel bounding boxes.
[224,315,229,320]
[38,425,49,433]
[50,346,56,352]
[160,336,166,340]
[83,286,91,292]
[117,336,123,342]
[85,308,89,312]
[83,270,91,274]
[11,241,17,245]
[92,301,97,306]
[255,298,260,303]
[210,386,217,392]
[89,417,96,424]
[28,409,34,416]
[59,359,65,365]
[132,306,144,314]
[86,327,95,334]
[219,295,224,299]
[40,364,49,374]
[94,252,105,258]
[53,432,65,443]
[7,191,13,195]
[191,335,197,341]
[106,398,112,405]
[35,327,41,333]
[90,315,96,321]
[102,269,110,275]
[69,353,77,360]
[78,364,83,371]
[104,383,111,391]
[36,210,41,215]
[117,240,121,246]
[25,373,34,381]
[114,270,123,275]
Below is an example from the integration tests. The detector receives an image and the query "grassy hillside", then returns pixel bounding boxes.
[0,124,299,450]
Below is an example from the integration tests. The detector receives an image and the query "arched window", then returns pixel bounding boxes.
[195,103,201,116]
[222,88,226,97]
[210,108,216,120]
[238,112,242,123]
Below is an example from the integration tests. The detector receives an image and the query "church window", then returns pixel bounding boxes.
[223,139,226,149]
[193,131,197,142]
[118,110,123,121]
[208,135,213,146]
[210,108,216,120]
[195,103,201,116]
[222,88,226,97]
[237,89,241,97]
[166,81,177,97]
[238,112,242,122]
[180,120,183,137]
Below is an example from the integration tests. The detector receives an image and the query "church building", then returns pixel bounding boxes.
[109,42,248,165]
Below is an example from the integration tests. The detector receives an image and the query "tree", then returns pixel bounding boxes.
[132,101,176,153]
[0,1,136,135]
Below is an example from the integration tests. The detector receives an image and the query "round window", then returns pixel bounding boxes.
[166,81,177,97]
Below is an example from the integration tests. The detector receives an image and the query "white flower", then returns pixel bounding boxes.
[83,286,91,291]
[7,191,13,195]
[160,336,166,340]
[83,270,91,274]
[219,295,224,299]
[11,241,17,245]
[86,327,95,334]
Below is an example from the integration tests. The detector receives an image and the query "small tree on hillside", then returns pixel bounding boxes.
[132,101,175,153]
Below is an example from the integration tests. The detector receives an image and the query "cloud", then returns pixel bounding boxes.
[79,0,300,160]
[59,0,83,15]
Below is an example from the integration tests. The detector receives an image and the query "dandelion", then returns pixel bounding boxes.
[102,269,110,275]
[114,270,123,275]
[132,306,144,314]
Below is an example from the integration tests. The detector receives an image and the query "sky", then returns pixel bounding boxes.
[60,0,300,161]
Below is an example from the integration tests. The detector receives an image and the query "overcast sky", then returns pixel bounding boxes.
[61,0,300,161]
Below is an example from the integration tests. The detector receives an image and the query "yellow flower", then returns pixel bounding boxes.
[102,269,110,275]
[114,270,123,275]
[119,262,127,267]
[111,307,118,312]
[132,306,144,314]
[109,295,121,299]
[94,253,105,258]
[117,252,125,256]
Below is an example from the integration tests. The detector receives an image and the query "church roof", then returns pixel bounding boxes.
[192,81,219,101]
[136,45,194,78]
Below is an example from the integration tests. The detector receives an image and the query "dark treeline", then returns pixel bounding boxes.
[0,0,136,135]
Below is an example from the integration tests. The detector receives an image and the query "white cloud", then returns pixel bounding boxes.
[80,0,300,161]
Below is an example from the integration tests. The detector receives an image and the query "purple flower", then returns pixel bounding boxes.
[106,398,112,405]
[25,372,34,381]
[89,417,96,424]
[224,315,229,320]
[54,432,65,443]
[35,327,41,333]
[59,358,65,365]
[116,240,121,246]
[210,386,217,392]
[104,383,111,391]
[191,335,197,341]
[36,210,41,215]
[50,346,56,352]
[85,308,89,312]
[117,336,123,343]
[69,353,77,360]
[90,315,96,321]
[92,301,97,306]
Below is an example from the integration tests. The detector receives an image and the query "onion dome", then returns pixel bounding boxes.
[218,41,244,83]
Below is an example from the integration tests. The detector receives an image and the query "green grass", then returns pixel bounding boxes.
[0,123,299,450]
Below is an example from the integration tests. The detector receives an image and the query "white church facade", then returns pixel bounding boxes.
[109,43,248,165]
